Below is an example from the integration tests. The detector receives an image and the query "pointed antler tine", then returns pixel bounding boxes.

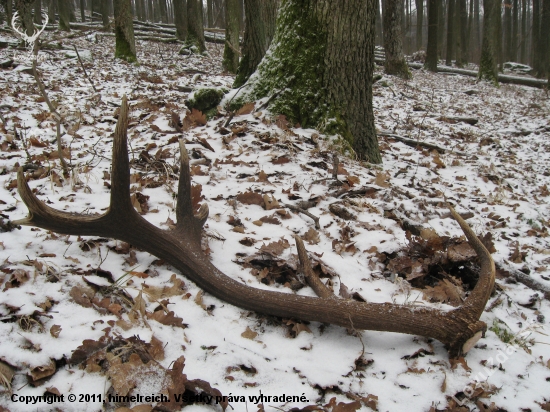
[294,235,334,299]
[174,139,208,244]
[109,95,134,214]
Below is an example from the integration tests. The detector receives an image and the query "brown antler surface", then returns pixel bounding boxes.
[14,96,495,358]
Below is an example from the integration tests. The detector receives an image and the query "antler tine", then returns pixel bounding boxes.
[448,204,495,318]
[174,140,209,245]
[11,12,25,39]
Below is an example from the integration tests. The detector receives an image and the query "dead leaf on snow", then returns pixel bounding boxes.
[69,285,95,308]
[374,171,390,188]
[241,326,258,340]
[237,191,264,206]
[259,238,290,256]
[303,227,320,245]
[50,324,62,338]
[263,194,279,210]
[29,359,56,384]
[0,360,15,390]
[147,310,186,328]
[236,102,255,115]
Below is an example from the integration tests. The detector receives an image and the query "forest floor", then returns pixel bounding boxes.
[0,29,550,412]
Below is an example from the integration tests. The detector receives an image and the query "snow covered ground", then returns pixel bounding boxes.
[0,29,549,412]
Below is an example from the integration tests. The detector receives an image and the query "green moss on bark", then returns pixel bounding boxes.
[187,87,228,118]
[115,27,137,62]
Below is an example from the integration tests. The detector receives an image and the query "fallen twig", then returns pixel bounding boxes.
[282,203,320,229]
[72,45,97,92]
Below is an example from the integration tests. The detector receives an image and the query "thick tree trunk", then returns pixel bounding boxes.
[207,0,213,26]
[446,0,455,64]
[479,0,499,82]
[159,0,168,22]
[425,0,438,71]
[542,0,550,78]
[415,0,424,50]
[34,0,42,23]
[47,0,55,22]
[504,0,512,61]
[101,0,109,28]
[214,0,224,27]
[185,0,206,53]
[79,0,85,20]
[383,0,411,77]
[456,0,468,66]
[234,0,277,87]
[438,0,446,55]
[15,0,36,35]
[223,0,240,73]
[375,0,383,45]
[58,0,71,30]
[174,0,187,40]
[113,0,136,61]
[512,0,518,60]
[233,0,382,163]
[5,0,14,26]
[520,0,526,62]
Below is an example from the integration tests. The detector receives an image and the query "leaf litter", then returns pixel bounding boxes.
[0,27,549,412]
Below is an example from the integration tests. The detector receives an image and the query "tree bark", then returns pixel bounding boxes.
[479,0,499,82]
[159,0,168,22]
[512,0,518,61]
[223,0,240,73]
[101,0,109,28]
[174,0,187,40]
[542,0,550,78]
[446,0,455,64]
[34,0,42,23]
[425,0,438,71]
[456,0,468,66]
[185,0,206,53]
[207,0,213,26]
[234,0,278,87]
[375,0,383,45]
[520,0,526,62]
[14,0,36,35]
[113,0,136,61]
[147,0,153,21]
[383,0,411,78]
[234,0,382,164]
[504,0,512,61]
[47,0,55,22]
[415,0,424,50]
[438,0,446,54]
[58,0,71,30]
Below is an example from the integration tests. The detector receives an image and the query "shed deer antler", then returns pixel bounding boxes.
[14,97,495,358]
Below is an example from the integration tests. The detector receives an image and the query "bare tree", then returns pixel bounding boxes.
[446,0,455,64]
[383,0,411,78]
[15,0,36,35]
[185,0,206,53]
[223,0,240,73]
[415,0,424,50]
[425,0,439,71]
[174,0,187,40]
[58,0,71,30]
[479,0,499,82]
[113,0,136,62]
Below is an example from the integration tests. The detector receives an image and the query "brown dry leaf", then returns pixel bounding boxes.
[29,359,56,383]
[0,360,15,389]
[374,171,390,188]
[237,191,264,206]
[432,151,446,168]
[50,324,62,338]
[324,397,362,412]
[275,114,289,130]
[236,102,255,115]
[241,326,258,340]
[148,336,165,361]
[263,194,280,210]
[447,242,476,262]
[422,279,464,306]
[259,238,290,256]
[191,183,204,212]
[107,353,161,396]
[185,108,207,126]
[69,285,95,308]
[29,137,48,147]
[259,215,281,225]
[258,170,269,182]
[361,394,378,411]
[197,137,215,152]
[128,290,147,324]
[145,274,186,300]
[271,156,290,164]
[286,320,312,337]
[420,227,439,241]
[148,310,186,328]
[346,175,360,186]
[509,241,526,263]
[194,290,208,311]
[70,339,110,365]
[129,271,149,279]
[449,356,471,371]
[303,228,320,245]
[329,203,357,220]
[3,269,29,290]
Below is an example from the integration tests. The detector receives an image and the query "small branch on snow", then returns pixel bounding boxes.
[283,203,320,229]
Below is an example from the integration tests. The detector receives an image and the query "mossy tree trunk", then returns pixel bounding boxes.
[15,0,36,35]
[425,0,438,71]
[58,0,70,30]
[234,0,278,87]
[114,0,136,62]
[186,0,206,53]
[174,0,187,40]
[234,0,381,163]
[383,0,411,78]
[479,0,499,82]
[223,0,240,73]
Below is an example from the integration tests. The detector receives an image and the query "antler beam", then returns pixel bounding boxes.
[14,97,495,358]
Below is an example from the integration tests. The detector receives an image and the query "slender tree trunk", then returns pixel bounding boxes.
[384,0,411,77]
[14,0,35,35]
[504,0,512,61]
[101,0,109,27]
[446,0,455,64]
[58,0,71,30]
[438,0,446,55]
[48,0,55,22]
[147,0,152,20]
[474,0,480,60]
[234,0,277,87]
[113,0,136,61]
[479,0,499,82]
[223,0,240,72]
[174,0,187,40]
[5,0,13,26]
[495,0,502,68]
[234,0,381,164]
[456,0,468,66]
[542,0,550,78]
[468,0,474,60]
[159,0,167,22]
[415,0,424,50]
[69,0,75,20]
[375,0,383,45]
[425,0,439,70]
[34,0,42,23]
[78,0,84,20]
[520,0,526,61]
[185,0,206,53]
[512,0,518,60]
[207,0,213,26]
